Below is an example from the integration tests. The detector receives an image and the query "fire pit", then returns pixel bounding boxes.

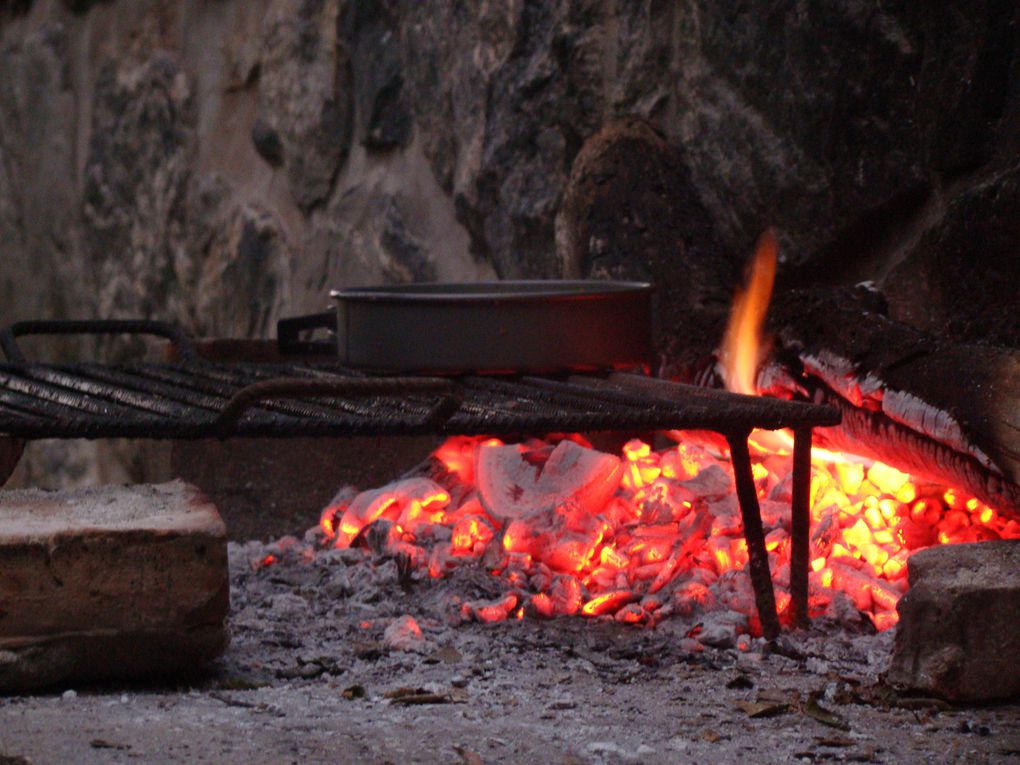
[2,300,1018,686]
[0,315,838,643]
[3,2,1020,759]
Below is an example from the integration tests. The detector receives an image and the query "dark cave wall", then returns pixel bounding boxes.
[2,0,1018,341]
[0,0,1018,484]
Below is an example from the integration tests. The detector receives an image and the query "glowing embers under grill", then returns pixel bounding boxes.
[314,433,1020,641]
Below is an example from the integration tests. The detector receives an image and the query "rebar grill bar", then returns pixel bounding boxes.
[0,362,839,440]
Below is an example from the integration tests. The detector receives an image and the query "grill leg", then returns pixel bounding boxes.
[727,432,780,641]
[789,427,812,628]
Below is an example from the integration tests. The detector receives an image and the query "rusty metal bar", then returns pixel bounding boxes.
[789,426,813,628]
[214,377,461,436]
[0,319,198,363]
[727,431,781,641]
[606,372,841,429]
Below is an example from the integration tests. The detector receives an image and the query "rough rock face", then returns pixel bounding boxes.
[0,22,80,335]
[256,0,352,211]
[2,0,1018,342]
[555,118,738,377]
[884,162,1020,348]
[83,54,194,326]
[0,1,1018,484]
[888,540,1020,702]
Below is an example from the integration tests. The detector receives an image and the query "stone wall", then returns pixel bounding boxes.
[1,0,1018,485]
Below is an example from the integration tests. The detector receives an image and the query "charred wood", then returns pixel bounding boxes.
[762,287,1020,519]
[0,437,24,488]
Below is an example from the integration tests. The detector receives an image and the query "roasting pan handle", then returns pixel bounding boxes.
[0,319,197,363]
[214,377,463,436]
[277,312,337,356]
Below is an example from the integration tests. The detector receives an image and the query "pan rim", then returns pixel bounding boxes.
[329,280,653,304]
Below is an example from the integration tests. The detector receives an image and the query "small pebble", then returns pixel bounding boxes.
[62,689,77,700]
[806,657,830,674]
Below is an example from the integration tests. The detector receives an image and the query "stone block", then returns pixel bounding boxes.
[0,480,228,692]
[888,540,1020,702]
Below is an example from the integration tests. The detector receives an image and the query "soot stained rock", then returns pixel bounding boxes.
[404,1,605,278]
[888,540,1020,702]
[182,174,291,340]
[884,163,1020,348]
[256,0,353,209]
[250,116,285,168]
[8,0,1018,344]
[82,53,194,343]
[0,23,81,343]
[556,118,739,378]
[343,0,412,151]
[61,0,111,12]
[378,198,436,283]
[687,1,1020,265]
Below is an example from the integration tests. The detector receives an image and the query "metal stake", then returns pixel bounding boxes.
[727,432,780,640]
[790,427,813,628]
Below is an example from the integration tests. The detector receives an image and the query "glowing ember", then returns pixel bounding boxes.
[319,433,1020,635]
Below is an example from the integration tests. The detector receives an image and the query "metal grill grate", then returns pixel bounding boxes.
[0,361,838,439]
[0,319,841,640]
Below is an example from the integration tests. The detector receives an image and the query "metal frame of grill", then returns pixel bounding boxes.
[0,319,841,639]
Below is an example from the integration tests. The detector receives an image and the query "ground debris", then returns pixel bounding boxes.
[4,530,1015,764]
[726,673,755,689]
[89,739,129,750]
[453,746,484,765]
[424,645,462,664]
[733,699,789,718]
[804,694,850,730]
[893,695,952,711]
[384,686,467,705]
[815,736,854,747]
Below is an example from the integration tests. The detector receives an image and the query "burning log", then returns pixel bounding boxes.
[764,287,1020,520]
[559,115,1020,523]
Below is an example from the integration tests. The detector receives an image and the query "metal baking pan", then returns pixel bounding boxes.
[279,281,653,374]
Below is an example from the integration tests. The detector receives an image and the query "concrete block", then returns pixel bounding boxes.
[0,480,228,691]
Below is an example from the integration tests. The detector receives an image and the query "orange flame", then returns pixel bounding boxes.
[719,229,778,394]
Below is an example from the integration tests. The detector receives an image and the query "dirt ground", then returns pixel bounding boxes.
[1,534,1019,765]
